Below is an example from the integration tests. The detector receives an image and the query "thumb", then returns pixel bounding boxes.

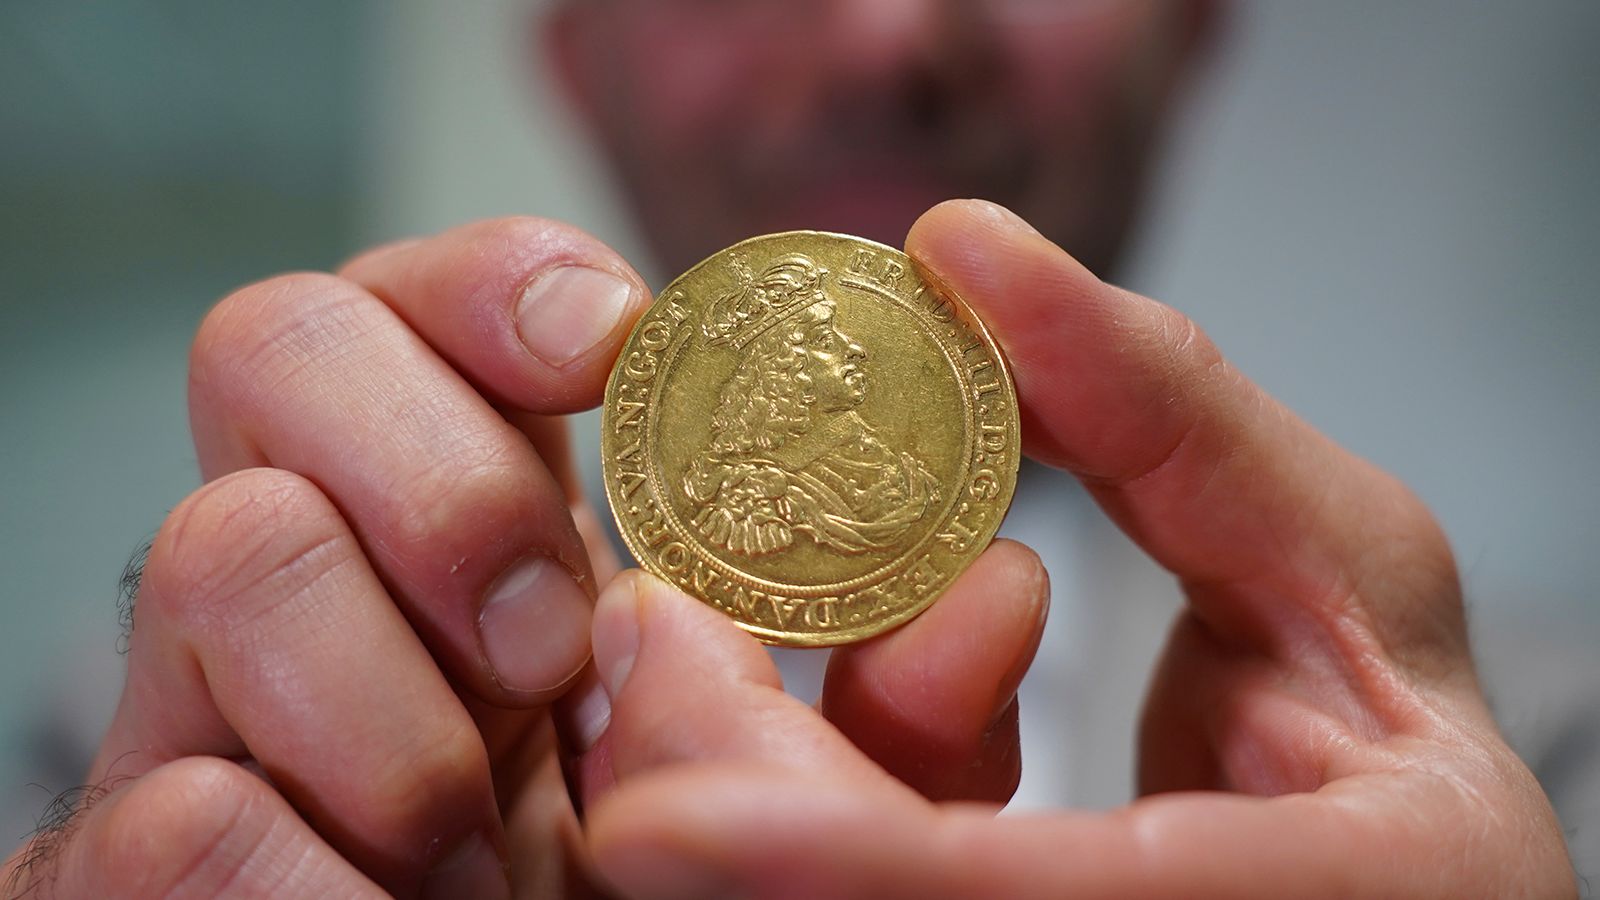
[577,571,904,808]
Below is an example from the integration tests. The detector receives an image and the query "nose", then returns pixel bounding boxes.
[824,0,948,78]
[847,339,866,361]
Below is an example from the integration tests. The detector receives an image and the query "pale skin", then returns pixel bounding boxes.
[0,201,1574,897]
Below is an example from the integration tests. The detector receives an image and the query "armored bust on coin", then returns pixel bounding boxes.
[602,232,1018,646]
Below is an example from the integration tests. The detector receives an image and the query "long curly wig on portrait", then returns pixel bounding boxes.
[703,301,836,456]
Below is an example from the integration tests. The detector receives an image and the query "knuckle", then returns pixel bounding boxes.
[1362,472,1469,661]
[93,758,268,891]
[1150,302,1225,384]
[362,716,488,835]
[1088,299,1231,486]
[385,439,547,562]
[144,469,352,630]
[190,271,378,407]
[447,216,631,292]
[454,215,576,263]
[1354,467,1460,600]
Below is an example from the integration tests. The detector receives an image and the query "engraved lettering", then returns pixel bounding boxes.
[731,585,761,619]
[691,560,722,595]
[613,398,645,431]
[633,499,670,548]
[617,469,647,500]
[845,249,904,289]
[639,318,673,352]
[848,247,876,274]
[804,597,840,628]
[615,437,643,463]
[767,594,798,626]
[937,518,977,553]
[623,351,657,381]
[970,469,1000,500]
[660,291,689,323]
[905,555,938,594]
[658,541,690,574]
[843,584,883,611]
[979,423,1006,454]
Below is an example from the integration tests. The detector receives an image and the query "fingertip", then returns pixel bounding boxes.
[992,539,1052,652]
[985,538,1051,612]
[594,570,783,700]
[820,540,1049,802]
[908,198,1093,283]
[591,571,645,697]
[340,216,653,413]
[909,198,1034,241]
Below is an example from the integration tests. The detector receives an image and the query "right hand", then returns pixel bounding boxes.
[2,217,654,897]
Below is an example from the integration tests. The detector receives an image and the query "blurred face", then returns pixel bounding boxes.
[548,0,1212,276]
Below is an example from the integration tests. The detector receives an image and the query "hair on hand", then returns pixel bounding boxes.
[3,753,138,899]
[115,537,152,657]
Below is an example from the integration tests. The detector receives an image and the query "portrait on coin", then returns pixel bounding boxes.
[683,254,941,558]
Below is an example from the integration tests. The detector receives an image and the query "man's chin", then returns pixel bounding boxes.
[755,177,958,244]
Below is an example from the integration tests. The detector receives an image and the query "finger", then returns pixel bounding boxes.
[499,725,611,898]
[907,200,1467,676]
[93,469,508,896]
[587,768,1576,899]
[820,539,1049,802]
[190,272,594,703]
[2,757,383,899]
[574,571,912,809]
[502,410,583,502]
[340,217,646,588]
[502,409,623,584]
[338,216,652,413]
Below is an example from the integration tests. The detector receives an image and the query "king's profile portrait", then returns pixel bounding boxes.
[683,253,941,558]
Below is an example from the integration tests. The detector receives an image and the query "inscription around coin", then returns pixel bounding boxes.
[603,232,1018,646]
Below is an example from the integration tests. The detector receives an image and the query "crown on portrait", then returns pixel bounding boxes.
[700,253,830,350]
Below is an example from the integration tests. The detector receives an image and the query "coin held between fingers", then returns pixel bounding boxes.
[601,231,1018,646]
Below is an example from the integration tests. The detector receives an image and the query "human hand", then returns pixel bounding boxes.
[572,201,1575,898]
[1,218,655,897]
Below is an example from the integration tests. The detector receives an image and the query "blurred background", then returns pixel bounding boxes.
[2,0,1597,866]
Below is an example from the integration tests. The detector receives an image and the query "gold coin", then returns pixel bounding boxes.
[601,232,1018,646]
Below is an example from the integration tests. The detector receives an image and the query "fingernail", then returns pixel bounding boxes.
[421,830,508,900]
[480,557,592,695]
[591,575,642,697]
[515,265,636,366]
[562,667,612,753]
